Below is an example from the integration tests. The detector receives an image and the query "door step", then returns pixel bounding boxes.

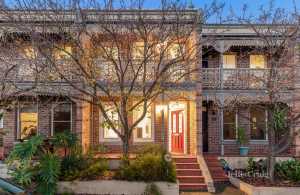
[173,156,207,192]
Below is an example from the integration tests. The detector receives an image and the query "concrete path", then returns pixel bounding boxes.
[181,185,245,195]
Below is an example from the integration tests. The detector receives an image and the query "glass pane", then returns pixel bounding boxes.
[223,55,236,68]
[54,103,71,121]
[103,104,119,139]
[250,55,265,69]
[172,114,177,133]
[54,122,71,134]
[178,112,183,133]
[0,109,3,128]
[250,108,266,140]
[134,105,152,139]
[224,123,236,139]
[20,112,37,140]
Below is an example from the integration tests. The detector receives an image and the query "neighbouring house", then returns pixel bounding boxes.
[0,8,299,191]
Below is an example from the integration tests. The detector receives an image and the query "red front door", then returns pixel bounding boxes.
[171,110,184,153]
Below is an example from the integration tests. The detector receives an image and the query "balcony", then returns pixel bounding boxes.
[202,68,293,90]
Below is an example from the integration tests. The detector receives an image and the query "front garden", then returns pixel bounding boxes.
[6,131,177,195]
[221,158,300,187]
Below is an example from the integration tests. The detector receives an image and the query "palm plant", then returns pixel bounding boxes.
[51,131,78,156]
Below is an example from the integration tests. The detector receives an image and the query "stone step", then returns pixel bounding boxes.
[173,157,197,164]
[176,169,202,176]
[175,163,199,169]
[179,183,207,191]
[177,176,205,183]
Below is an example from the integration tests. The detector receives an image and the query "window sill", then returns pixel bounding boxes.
[223,140,237,144]
[250,140,268,145]
[100,138,122,144]
[133,139,154,143]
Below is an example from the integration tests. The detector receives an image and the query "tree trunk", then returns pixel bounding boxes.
[122,135,130,165]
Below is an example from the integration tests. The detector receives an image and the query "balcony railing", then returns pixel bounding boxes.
[202,68,293,90]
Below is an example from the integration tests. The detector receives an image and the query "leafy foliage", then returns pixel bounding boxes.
[144,183,162,195]
[237,127,248,146]
[10,161,35,187]
[7,135,43,162]
[36,153,61,195]
[115,144,176,182]
[246,158,267,176]
[275,159,300,182]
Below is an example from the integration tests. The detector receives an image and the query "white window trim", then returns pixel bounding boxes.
[17,101,39,140]
[0,109,3,129]
[51,102,73,136]
[133,106,154,143]
[223,110,238,141]
[99,109,121,142]
[250,109,268,141]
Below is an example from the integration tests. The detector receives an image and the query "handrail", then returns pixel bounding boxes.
[0,177,27,194]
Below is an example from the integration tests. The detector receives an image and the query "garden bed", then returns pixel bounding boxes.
[57,180,179,195]
[230,176,300,195]
[239,177,300,187]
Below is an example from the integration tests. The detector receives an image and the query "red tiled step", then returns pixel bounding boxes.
[174,158,198,163]
[204,155,229,183]
[206,161,222,167]
[175,163,199,169]
[177,176,205,183]
[176,169,202,176]
[179,183,207,191]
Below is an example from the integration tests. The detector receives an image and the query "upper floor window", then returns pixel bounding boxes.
[23,46,38,59]
[250,55,265,69]
[169,43,183,59]
[223,110,237,140]
[19,104,38,140]
[52,103,72,135]
[0,109,3,129]
[55,46,72,60]
[223,54,236,68]
[133,104,152,141]
[133,42,144,59]
[250,107,267,140]
[101,104,119,139]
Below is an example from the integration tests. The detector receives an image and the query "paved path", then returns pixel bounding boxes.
[181,185,245,195]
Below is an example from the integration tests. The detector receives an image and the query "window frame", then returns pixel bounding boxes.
[99,103,121,142]
[17,102,39,140]
[51,102,73,136]
[133,104,154,142]
[250,107,268,141]
[222,109,238,141]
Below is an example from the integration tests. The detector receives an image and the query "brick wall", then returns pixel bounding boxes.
[207,105,295,156]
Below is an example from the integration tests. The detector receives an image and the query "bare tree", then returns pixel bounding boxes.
[230,1,300,182]
[0,0,203,159]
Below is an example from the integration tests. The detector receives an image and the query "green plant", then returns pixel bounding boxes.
[80,158,109,180]
[144,183,162,195]
[10,161,34,187]
[51,131,78,156]
[115,144,176,182]
[237,127,248,146]
[275,159,300,182]
[36,152,61,195]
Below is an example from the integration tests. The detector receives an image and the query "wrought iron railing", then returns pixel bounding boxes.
[202,68,293,90]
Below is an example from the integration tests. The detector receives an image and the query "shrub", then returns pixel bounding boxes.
[246,158,267,176]
[115,144,176,182]
[79,158,109,180]
[36,153,61,195]
[275,159,300,182]
[144,183,162,195]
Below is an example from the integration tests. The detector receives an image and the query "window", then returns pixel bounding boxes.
[250,55,265,69]
[55,46,72,59]
[133,42,144,59]
[250,107,267,140]
[52,103,72,135]
[23,46,37,59]
[169,43,183,59]
[223,110,237,140]
[223,54,236,68]
[19,104,38,140]
[0,109,3,129]
[133,105,152,140]
[102,104,119,139]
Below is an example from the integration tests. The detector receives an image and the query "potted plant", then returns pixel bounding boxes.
[237,127,249,156]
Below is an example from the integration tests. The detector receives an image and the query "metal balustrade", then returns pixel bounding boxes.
[202,68,293,90]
